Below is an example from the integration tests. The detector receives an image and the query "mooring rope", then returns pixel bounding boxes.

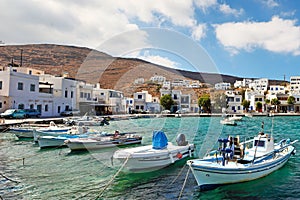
[95,155,130,199]
[0,172,20,183]
[171,164,186,184]
[177,166,190,200]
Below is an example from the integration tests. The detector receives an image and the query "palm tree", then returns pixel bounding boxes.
[271,98,280,112]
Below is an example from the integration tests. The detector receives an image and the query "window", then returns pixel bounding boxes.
[138,95,143,99]
[65,90,68,98]
[29,70,32,75]
[254,140,265,147]
[30,84,35,92]
[71,91,73,98]
[0,81,2,90]
[80,92,84,98]
[18,104,24,109]
[45,104,48,112]
[18,82,23,90]
[173,94,178,99]
[0,102,2,108]
[57,106,61,114]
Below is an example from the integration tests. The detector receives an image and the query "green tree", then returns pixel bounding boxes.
[271,98,280,106]
[287,96,295,105]
[160,94,174,111]
[242,99,250,112]
[271,98,280,112]
[198,94,211,113]
[256,102,263,112]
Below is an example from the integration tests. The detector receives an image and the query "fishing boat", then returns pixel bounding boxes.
[65,133,142,151]
[33,124,88,142]
[228,114,243,121]
[113,131,195,172]
[37,134,88,148]
[220,118,237,126]
[187,123,298,190]
[11,122,71,139]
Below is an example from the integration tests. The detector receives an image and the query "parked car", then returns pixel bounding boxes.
[0,109,26,119]
[60,109,80,116]
[175,109,189,114]
[23,109,41,118]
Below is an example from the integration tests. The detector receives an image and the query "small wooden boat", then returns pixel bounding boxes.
[37,135,87,148]
[220,118,237,126]
[187,123,298,191]
[113,131,194,172]
[65,134,142,151]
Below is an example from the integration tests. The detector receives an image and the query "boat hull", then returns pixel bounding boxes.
[188,146,295,190]
[66,137,142,151]
[37,137,67,148]
[114,143,195,172]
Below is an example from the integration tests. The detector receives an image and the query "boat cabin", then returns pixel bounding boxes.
[249,132,274,156]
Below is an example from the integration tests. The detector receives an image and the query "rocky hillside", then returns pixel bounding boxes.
[0,44,242,97]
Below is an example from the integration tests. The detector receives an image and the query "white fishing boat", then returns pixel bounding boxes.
[187,124,298,190]
[220,118,237,126]
[37,135,88,148]
[9,124,47,138]
[65,133,142,151]
[33,124,87,142]
[113,131,195,172]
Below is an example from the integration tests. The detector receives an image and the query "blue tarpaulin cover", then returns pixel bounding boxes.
[152,130,168,149]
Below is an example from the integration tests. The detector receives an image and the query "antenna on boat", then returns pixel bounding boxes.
[261,121,264,133]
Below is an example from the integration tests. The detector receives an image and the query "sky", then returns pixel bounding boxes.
[0,0,300,81]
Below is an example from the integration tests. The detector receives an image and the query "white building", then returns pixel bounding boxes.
[249,78,268,93]
[39,74,78,116]
[225,91,243,113]
[245,90,265,112]
[234,78,253,88]
[290,76,300,93]
[0,67,53,116]
[150,75,166,83]
[133,90,160,113]
[215,82,231,90]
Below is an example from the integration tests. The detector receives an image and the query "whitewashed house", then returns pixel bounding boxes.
[0,67,57,117]
[290,76,300,93]
[249,78,268,94]
[215,82,231,90]
[245,90,265,112]
[150,75,166,83]
[40,74,78,116]
[234,78,253,88]
[225,91,243,113]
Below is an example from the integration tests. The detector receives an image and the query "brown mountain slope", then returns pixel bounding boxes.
[0,44,244,97]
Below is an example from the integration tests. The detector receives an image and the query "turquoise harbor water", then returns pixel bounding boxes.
[0,116,299,199]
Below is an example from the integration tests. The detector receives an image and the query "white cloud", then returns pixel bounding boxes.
[219,4,244,17]
[191,24,207,41]
[137,51,180,69]
[261,0,279,8]
[0,0,210,48]
[194,0,217,12]
[214,16,300,55]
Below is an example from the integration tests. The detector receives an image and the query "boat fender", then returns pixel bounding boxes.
[176,152,183,159]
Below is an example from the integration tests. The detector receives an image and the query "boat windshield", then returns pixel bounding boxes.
[254,140,265,147]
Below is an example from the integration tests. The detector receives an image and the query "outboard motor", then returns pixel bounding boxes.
[176,133,188,146]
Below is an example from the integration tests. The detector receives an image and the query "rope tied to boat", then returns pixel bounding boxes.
[178,166,191,200]
[95,154,131,199]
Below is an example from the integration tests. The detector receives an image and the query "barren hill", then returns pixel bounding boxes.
[0,44,241,97]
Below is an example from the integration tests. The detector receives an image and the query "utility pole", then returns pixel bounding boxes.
[20,49,23,67]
